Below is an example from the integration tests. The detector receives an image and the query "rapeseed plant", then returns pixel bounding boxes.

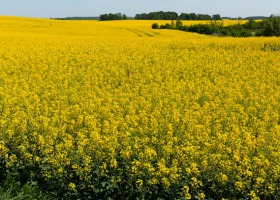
[0,16,279,199]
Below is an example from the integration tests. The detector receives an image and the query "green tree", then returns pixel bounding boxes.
[189,13,197,20]
[122,14,127,20]
[212,14,222,20]
[175,18,183,28]
[263,15,280,36]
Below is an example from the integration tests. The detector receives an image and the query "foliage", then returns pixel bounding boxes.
[153,19,254,37]
[0,16,280,199]
[137,12,223,21]
[99,13,127,21]
[135,11,178,20]
[137,12,222,21]
[179,13,212,20]
[212,14,222,20]
[151,23,159,29]
[0,175,52,200]
[262,15,280,36]
[153,17,280,37]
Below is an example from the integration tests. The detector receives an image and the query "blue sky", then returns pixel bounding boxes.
[0,0,279,18]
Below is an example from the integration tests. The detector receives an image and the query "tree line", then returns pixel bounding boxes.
[135,11,222,20]
[54,17,99,20]
[54,11,269,21]
[99,11,269,21]
[99,11,223,21]
[151,15,280,37]
[99,13,128,21]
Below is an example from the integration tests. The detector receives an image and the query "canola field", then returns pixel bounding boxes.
[0,17,279,199]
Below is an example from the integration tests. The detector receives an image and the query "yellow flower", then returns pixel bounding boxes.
[181,186,191,199]
[136,179,143,188]
[68,183,76,191]
[249,191,260,200]
[235,181,244,191]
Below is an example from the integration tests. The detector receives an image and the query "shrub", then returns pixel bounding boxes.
[151,23,159,29]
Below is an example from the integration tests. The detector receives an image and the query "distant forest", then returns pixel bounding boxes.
[135,11,222,20]
[53,11,268,21]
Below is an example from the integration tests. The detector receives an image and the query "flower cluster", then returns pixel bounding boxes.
[0,17,279,199]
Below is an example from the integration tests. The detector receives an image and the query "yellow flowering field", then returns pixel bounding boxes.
[0,17,279,199]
